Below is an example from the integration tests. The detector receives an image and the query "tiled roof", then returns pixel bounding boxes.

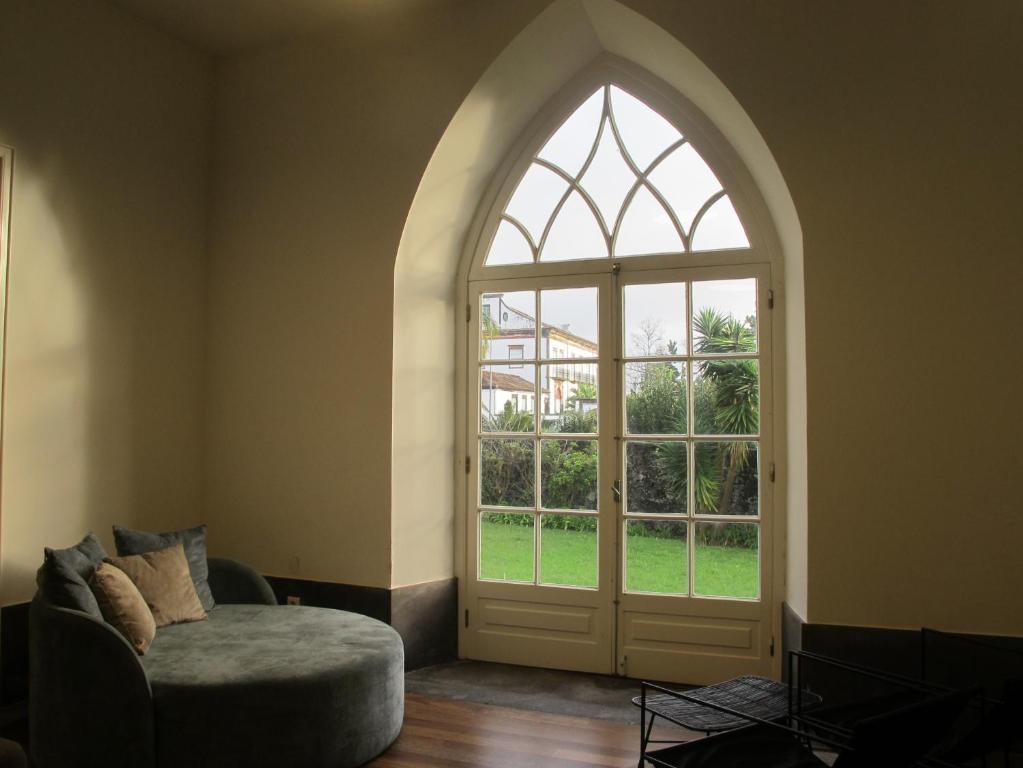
[481,370,535,392]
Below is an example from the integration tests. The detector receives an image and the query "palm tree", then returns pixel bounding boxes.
[653,309,758,518]
[692,308,758,516]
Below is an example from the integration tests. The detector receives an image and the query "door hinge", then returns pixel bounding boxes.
[769,462,776,483]
[464,609,469,628]
[770,636,776,657]
[465,456,471,474]
[768,289,774,309]
[466,303,472,323]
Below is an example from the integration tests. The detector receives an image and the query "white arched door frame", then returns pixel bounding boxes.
[456,57,784,683]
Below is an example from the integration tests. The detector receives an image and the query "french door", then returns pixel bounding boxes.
[464,263,773,684]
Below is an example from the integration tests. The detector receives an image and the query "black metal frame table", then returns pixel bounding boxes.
[633,675,823,765]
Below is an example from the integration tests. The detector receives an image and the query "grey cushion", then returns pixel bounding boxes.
[142,604,404,768]
[36,533,107,618]
[113,524,214,611]
[206,557,277,605]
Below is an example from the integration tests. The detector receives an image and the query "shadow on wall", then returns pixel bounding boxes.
[0,0,209,604]
[1,144,206,604]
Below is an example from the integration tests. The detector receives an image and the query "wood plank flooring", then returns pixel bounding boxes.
[368,693,680,768]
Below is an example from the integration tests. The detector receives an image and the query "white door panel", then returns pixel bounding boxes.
[464,264,773,683]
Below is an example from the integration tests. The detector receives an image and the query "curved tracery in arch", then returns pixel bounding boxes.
[485,84,750,267]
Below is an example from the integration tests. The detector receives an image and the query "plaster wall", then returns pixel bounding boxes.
[0,0,212,603]
[205,2,549,588]
[627,0,1023,632]
[10,0,1006,636]
[209,0,1023,634]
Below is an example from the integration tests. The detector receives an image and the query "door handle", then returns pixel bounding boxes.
[612,480,622,503]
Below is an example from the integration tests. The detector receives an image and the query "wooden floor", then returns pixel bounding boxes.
[368,693,679,768]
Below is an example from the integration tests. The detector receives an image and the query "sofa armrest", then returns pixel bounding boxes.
[30,596,154,768]
[207,557,277,605]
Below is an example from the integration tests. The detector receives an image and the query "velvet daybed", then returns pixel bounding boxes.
[30,541,404,768]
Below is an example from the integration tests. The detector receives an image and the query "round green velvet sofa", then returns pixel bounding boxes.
[30,558,404,768]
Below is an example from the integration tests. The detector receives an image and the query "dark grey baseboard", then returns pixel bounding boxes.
[0,603,28,706]
[780,601,803,681]
[781,602,1023,687]
[391,579,458,671]
[782,604,940,677]
[263,575,391,624]
[801,622,923,677]
[262,575,457,671]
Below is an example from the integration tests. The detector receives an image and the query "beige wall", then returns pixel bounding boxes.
[2,0,1018,637]
[630,0,1023,633]
[205,2,549,588]
[391,0,606,589]
[0,0,212,604]
[211,0,1023,632]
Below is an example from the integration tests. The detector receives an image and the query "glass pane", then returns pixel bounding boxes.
[540,363,598,433]
[504,163,569,244]
[480,512,534,583]
[486,219,533,266]
[625,362,686,434]
[540,514,597,588]
[579,121,636,230]
[609,86,682,172]
[648,143,723,236]
[609,186,683,258]
[537,87,604,178]
[694,442,758,516]
[614,185,683,257]
[540,190,608,262]
[481,291,536,360]
[624,282,686,356]
[692,279,757,354]
[541,439,597,510]
[481,364,536,432]
[691,194,750,251]
[625,441,686,515]
[693,359,759,435]
[480,438,535,508]
[694,522,759,598]
[625,519,688,595]
[541,287,598,359]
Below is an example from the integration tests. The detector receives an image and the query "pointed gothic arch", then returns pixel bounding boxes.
[391,1,805,662]
[481,82,749,269]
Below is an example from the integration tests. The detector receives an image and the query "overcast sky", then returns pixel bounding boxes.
[486,84,748,266]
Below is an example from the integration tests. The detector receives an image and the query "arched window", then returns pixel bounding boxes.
[464,70,776,684]
[485,84,748,267]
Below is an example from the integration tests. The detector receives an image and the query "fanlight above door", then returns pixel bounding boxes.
[485,85,750,267]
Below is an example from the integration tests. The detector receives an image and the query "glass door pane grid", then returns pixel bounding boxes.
[476,433,601,589]
[477,286,600,589]
[476,513,600,588]
[620,280,761,599]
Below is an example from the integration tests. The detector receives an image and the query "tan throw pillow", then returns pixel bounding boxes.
[106,543,208,627]
[89,562,157,654]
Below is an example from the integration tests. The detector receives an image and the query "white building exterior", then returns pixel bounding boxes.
[481,294,597,426]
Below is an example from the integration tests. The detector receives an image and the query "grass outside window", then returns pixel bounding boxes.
[480,518,757,597]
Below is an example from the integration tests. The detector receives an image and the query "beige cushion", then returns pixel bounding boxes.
[89,562,157,654]
[106,543,207,627]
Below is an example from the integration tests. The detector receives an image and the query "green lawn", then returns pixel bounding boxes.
[481,519,758,598]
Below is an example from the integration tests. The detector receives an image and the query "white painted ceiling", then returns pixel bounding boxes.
[109,0,428,54]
